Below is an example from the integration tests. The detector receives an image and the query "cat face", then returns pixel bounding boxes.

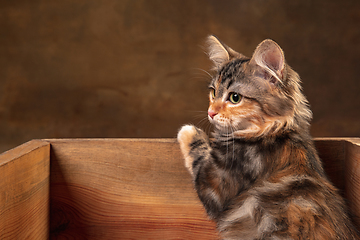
[206,36,312,139]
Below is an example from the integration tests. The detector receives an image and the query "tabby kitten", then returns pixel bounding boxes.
[177,36,359,239]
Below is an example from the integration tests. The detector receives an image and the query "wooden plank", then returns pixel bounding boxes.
[314,139,346,194]
[47,138,360,239]
[345,139,360,227]
[0,140,50,240]
[314,138,360,229]
[0,138,357,239]
[47,139,218,240]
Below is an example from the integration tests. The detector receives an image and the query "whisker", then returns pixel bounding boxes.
[188,76,212,83]
[197,117,210,129]
[229,124,234,170]
[231,125,236,164]
[192,113,207,119]
[205,120,213,136]
[226,124,229,161]
[189,68,214,79]
[187,110,207,116]
[207,126,212,136]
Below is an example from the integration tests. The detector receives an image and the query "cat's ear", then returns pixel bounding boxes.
[206,35,243,69]
[250,39,285,84]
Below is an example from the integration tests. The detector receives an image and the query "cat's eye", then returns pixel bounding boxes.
[210,89,216,99]
[229,93,242,104]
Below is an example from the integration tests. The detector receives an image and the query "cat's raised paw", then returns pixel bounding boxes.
[177,125,198,146]
[178,125,209,172]
[178,125,198,171]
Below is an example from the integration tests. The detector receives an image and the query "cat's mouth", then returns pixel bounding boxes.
[209,114,268,139]
[208,115,245,132]
[208,114,229,127]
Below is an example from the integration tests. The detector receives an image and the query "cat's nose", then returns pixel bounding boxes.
[208,110,218,119]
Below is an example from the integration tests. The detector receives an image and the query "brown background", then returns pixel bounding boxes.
[0,0,359,153]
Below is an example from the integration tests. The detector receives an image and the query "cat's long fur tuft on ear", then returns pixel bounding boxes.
[251,39,285,84]
[206,35,243,69]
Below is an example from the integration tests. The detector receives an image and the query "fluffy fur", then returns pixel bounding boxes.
[178,36,359,239]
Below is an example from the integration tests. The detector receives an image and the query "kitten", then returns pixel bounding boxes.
[177,36,359,239]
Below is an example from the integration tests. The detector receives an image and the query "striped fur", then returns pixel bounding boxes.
[178,36,359,239]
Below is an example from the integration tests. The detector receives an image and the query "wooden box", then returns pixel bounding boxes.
[1,138,359,239]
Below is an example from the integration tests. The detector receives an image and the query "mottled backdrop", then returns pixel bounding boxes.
[1,0,359,152]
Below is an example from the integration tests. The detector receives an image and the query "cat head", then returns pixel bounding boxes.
[206,35,312,140]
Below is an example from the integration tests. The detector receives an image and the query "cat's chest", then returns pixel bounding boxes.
[213,141,265,180]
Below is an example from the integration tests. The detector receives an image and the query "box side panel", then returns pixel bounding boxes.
[0,140,50,239]
[48,138,359,239]
[314,139,346,193]
[48,139,218,240]
[345,139,360,228]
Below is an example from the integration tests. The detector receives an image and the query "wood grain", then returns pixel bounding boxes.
[345,139,360,227]
[1,138,359,239]
[314,139,346,194]
[315,138,360,229]
[0,140,50,240]
[48,139,219,240]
